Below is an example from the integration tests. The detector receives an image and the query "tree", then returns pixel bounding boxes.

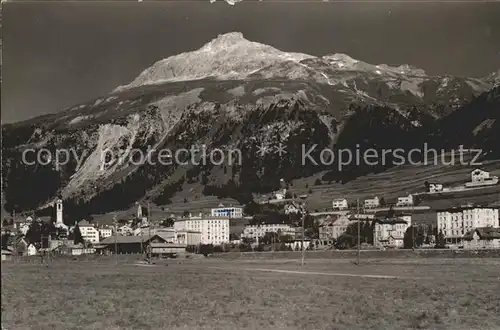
[403,226,416,249]
[1,232,10,249]
[435,230,446,248]
[279,234,294,244]
[314,178,322,186]
[25,221,42,245]
[160,218,175,227]
[425,224,434,245]
[199,244,214,256]
[117,219,129,226]
[243,201,261,216]
[73,224,84,245]
[379,197,386,206]
[362,221,373,244]
[261,232,279,245]
[424,181,430,192]
[335,234,354,250]
[387,205,395,218]
[241,237,255,245]
[415,226,426,247]
[229,233,240,241]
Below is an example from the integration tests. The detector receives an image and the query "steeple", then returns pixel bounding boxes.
[56,198,63,224]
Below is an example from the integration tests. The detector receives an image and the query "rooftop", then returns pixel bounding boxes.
[464,227,500,240]
[100,232,176,245]
[374,217,409,225]
[436,206,498,213]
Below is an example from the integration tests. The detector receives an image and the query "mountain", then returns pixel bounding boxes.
[115,32,491,117]
[114,32,314,91]
[2,32,499,219]
[485,70,500,87]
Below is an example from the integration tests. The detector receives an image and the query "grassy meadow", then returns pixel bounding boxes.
[2,257,500,330]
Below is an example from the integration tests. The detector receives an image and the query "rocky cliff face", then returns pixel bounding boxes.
[2,33,498,218]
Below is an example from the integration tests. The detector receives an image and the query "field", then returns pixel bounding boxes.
[2,256,500,330]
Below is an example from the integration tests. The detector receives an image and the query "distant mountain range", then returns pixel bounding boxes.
[2,32,499,219]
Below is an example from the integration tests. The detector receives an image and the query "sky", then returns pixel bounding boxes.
[2,1,500,123]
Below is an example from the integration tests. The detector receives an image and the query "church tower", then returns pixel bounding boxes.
[56,199,63,224]
[137,203,143,219]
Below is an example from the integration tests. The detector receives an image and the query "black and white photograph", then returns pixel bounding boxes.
[1,0,500,329]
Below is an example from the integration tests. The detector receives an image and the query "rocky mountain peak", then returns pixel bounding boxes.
[200,32,247,50]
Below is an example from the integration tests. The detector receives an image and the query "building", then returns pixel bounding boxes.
[319,215,351,240]
[286,240,311,251]
[466,169,499,187]
[284,203,301,215]
[117,225,133,236]
[27,244,38,256]
[274,188,287,200]
[428,183,443,193]
[1,249,12,261]
[211,205,243,218]
[176,230,202,246]
[174,216,230,245]
[332,198,348,210]
[62,243,96,256]
[130,226,201,246]
[241,223,296,240]
[56,198,63,225]
[99,234,184,254]
[437,206,499,244]
[364,197,380,209]
[77,220,100,244]
[463,228,500,249]
[98,226,113,239]
[136,202,143,219]
[396,194,414,206]
[373,216,412,249]
[11,237,29,256]
[149,243,186,256]
[53,199,69,233]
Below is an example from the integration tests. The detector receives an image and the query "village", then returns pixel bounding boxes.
[1,168,499,261]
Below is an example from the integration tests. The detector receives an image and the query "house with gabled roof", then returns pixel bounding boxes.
[463,227,500,249]
[373,216,412,249]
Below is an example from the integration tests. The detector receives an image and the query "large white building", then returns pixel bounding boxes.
[241,223,296,240]
[374,216,412,249]
[77,221,100,244]
[174,216,230,245]
[437,206,499,244]
[332,198,348,210]
[211,206,243,218]
[364,197,380,209]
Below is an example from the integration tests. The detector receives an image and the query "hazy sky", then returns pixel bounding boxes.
[2,1,499,123]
